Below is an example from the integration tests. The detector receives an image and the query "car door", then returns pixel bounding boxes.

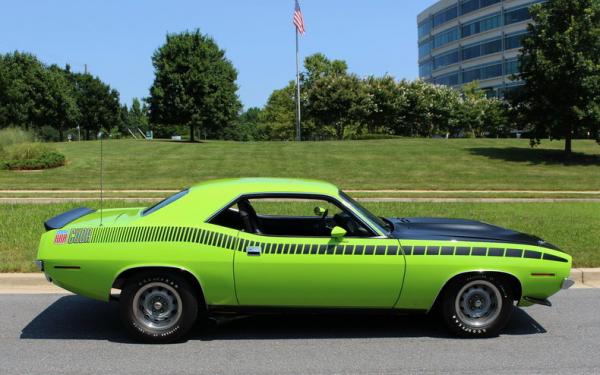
[232,196,405,308]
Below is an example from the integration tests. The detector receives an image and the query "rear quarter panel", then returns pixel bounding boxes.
[38,223,239,304]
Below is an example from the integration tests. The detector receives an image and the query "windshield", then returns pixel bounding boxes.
[339,190,393,233]
[141,189,189,216]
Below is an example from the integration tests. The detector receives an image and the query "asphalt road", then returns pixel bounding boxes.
[1,290,599,374]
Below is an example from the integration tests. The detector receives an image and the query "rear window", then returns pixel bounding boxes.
[141,189,189,216]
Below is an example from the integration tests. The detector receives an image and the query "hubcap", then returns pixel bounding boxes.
[455,280,502,328]
[132,282,182,331]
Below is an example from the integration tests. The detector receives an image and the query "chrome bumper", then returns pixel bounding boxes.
[561,278,575,290]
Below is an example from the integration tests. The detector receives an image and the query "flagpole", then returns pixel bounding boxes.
[295,28,302,142]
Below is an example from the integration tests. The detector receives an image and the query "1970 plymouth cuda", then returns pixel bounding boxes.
[36,178,573,343]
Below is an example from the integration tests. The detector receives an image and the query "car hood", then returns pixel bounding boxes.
[387,217,558,250]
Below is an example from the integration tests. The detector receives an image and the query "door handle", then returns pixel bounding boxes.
[247,246,261,256]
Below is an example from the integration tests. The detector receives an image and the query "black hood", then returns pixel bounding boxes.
[387,217,559,250]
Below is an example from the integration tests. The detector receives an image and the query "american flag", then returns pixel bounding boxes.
[293,0,305,35]
[54,230,68,244]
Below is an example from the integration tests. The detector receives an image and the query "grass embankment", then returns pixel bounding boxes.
[0,138,599,191]
[2,201,598,272]
[1,191,600,199]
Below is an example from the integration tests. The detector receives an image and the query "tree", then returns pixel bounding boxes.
[0,52,48,130]
[259,82,298,140]
[0,53,81,140]
[223,107,263,141]
[301,53,348,87]
[516,0,600,155]
[362,76,408,135]
[43,66,80,141]
[307,74,369,139]
[70,72,121,139]
[148,30,241,141]
[128,98,149,131]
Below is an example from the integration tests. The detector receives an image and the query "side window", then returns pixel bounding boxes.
[209,205,244,230]
[248,197,343,218]
[209,195,374,238]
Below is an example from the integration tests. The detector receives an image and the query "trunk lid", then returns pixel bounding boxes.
[45,207,144,230]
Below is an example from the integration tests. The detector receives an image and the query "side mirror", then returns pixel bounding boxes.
[331,226,346,238]
[314,206,327,216]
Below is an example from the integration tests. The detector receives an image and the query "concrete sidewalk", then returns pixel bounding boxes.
[0,269,598,293]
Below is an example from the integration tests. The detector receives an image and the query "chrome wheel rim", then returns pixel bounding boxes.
[133,282,182,331]
[455,280,502,328]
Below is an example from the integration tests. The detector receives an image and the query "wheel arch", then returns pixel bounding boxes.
[430,270,522,312]
[112,265,206,308]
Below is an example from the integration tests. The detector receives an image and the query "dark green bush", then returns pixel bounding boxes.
[36,125,61,142]
[1,143,66,170]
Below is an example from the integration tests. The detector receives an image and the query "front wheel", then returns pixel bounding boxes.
[119,271,198,343]
[442,274,514,338]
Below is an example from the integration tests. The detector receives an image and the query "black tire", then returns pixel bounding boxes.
[441,273,514,338]
[119,271,198,343]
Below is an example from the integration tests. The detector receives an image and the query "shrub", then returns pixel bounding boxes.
[0,127,35,148]
[36,125,61,142]
[1,142,66,170]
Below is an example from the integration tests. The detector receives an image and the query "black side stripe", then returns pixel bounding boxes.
[88,227,568,262]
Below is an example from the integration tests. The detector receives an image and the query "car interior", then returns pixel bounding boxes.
[209,196,374,238]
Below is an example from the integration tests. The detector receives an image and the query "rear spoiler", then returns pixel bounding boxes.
[44,207,96,231]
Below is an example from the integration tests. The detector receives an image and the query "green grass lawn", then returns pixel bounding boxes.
[2,201,598,272]
[2,191,600,199]
[0,138,599,191]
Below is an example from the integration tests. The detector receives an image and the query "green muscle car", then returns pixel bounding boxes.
[36,178,573,343]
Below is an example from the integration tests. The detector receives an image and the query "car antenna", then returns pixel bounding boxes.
[98,129,104,226]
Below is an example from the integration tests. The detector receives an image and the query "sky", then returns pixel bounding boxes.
[1,0,432,109]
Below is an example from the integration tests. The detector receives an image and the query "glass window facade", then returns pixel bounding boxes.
[504,58,520,76]
[460,0,501,16]
[504,32,527,50]
[433,49,460,70]
[418,1,542,86]
[461,38,502,61]
[420,60,433,78]
[462,62,503,83]
[419,39,432,59]
[418,19,431,38]
[462,13,501,37]
[433,5,458,27]
[505,6,531,25]
[434,72,460,86]
[433,27,460,49]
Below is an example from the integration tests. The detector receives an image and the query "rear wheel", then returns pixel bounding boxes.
[119,271,198,343]
[442,274,514,338]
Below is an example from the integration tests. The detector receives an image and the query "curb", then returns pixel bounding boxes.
[0,270,599,293]
[0,273,66,294]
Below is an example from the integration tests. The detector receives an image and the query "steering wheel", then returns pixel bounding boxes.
[333,212,360,235]
[313,206,330,234]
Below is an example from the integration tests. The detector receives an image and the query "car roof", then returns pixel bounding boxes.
[189,177,339,197]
